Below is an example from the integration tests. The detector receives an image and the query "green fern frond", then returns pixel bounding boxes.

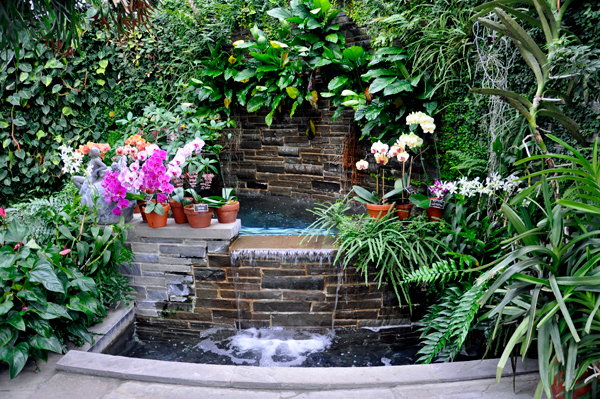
[416,282,485,364]
[447,150,487,176]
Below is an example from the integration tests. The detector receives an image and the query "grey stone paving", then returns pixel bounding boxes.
[1,352,544,399]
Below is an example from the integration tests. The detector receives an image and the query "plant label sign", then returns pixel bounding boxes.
[144,194,153,202]
[406,186,417,195]
[430,199,446,209]
[194,203,209,213]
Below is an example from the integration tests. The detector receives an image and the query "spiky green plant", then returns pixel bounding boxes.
[471,0,588,166]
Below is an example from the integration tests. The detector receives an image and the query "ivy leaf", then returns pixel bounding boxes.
[99,60,109,69]
[12,117,26,127]
[19,72,29,82]
[234,69,256,82]
[62,106,73,116]
[265,109,275,126]
[266,7,293,19]
[41,75,52,86]
[325,33,338,43]
[369,77,397,94]
[0,342,29,379]
[383,79,412,96]
[18,63,32,72]
[44,59,63,69]
[28,263,65,294]
[51,84,62,93]
[327,76,348,92]
[96,79,105,86]
[286,87,300,99]
[8,95,20,106]
[247,95,266,112]
[42,105,50,115]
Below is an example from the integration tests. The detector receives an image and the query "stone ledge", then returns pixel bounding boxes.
[76,303,134,353]
[129,214,241,240]
[56,352,538,390]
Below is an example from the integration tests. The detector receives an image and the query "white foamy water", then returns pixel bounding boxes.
[194,327,332,367]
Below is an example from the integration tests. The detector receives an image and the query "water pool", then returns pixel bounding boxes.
[236,195,334,236]
[113,324,423,367]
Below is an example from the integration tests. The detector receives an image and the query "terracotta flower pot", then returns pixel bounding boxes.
[215,202,240,224]
[184,204,213,228]
[137,200,147,222]
[551,370,592,399]
[170,198,192,224]
[426,197,445,221]
[366,203,395,220]
[134,205,141,214]
[145,203,170,228]
[395,203,413,220]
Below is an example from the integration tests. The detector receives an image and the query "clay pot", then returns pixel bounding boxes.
[215,202,240,224]
[366,203,395,220]
[426,197,445,221]
[170,197,192,224]
[395,203,413,220]
[184,204,213,228]
[145,203,170,228]
[551,370,592,399]
[137,200,147,222]
[134,205,141,214]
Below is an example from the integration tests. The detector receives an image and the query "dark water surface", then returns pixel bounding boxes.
[113,325,423,367]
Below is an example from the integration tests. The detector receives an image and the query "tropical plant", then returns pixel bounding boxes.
[303,195,446,305]
[0,197,132,379]
[0,0,154,60]
[471,0,588,170]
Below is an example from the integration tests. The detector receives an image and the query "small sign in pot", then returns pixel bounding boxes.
[183,204,213,228]
[426,199,445,222]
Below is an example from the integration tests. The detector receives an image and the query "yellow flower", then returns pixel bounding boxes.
[109,111,115,118]
[232,40,245,47]
[241,79,250,83]
[228,55,237,64]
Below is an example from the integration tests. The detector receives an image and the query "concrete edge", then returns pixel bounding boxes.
[77,304,134,353]
[56,351,539,391]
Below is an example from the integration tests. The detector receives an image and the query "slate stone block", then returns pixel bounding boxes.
[168,284,191,296]
[147,289,168,301]
[253,301,311,312]
[180,246,207,258]
[134,253,159,263]
[117,263,141,276]
[271,313,331,327]
[261,276,324,291]
[209,255,231,267]
[159,245,180,255]
[312,181,341,193]
[194,267,226,281]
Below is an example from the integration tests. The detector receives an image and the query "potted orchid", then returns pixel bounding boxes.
[102,137,205,228]
[353,111,432,220]
[409,179,449,222]
[183,188,214,228]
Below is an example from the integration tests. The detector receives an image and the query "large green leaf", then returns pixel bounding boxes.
[383,79,412,96]
[0,300,13,316]
[247,95,267,112]
[28,334,62,353]
[368,77,397,94]
[28,263,65,294]
[328,76,348,92]
[342,46,365,64]
[286,87,300,99]
[0,342,29,379]
[234,69,257,82]
[6,311,25,331]
[267,7,293,19]
[0,326,13,347]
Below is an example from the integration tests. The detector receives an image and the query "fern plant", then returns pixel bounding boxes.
[417,282,485,363]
